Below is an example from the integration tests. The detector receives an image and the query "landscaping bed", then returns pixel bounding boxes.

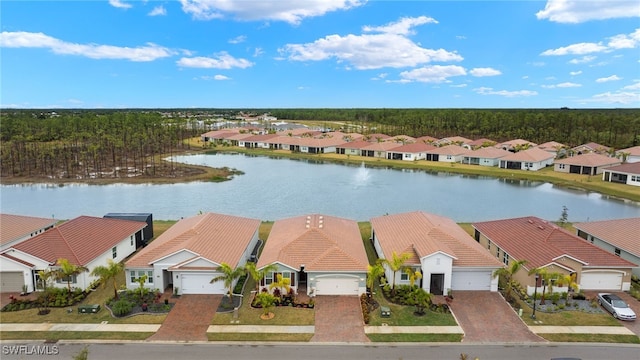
[106,289,173,317]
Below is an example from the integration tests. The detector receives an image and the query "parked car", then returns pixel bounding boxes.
[597,293,636,321]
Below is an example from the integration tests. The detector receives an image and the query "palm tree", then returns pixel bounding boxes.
[211,262,245,298]
[403,267,423,288]
[409,287,432,315]
[54,258,88,299]
[528,267,558,305]
[366,263,385,293]
[90,259,124,299]
[492,259,527,303]
[379,251,411,294]
[245,262,278,292]
[269,273,291,299]
[37,268,55,291]
[255,291,277,319]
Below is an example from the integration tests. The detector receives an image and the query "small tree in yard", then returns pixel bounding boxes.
[245,262,277,292]
[135,274,148,300]
[90,259,124,299]
[54,258,88,301]
[492,259,527,303]
[409,287,432,316]
[211,262,245,299]
[379,251,411,294]
[269,273,291,299]
[255,292,277,319]
[366,263,385,294]
[558,205,569,226]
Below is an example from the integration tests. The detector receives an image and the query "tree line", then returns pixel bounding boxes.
[0,110,201,179]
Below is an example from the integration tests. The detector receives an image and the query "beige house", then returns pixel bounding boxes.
[473,216,636,294]
[554,153,621,175]
[498,147,555,171]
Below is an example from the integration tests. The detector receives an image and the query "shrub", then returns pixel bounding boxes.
[111,299,133,317]
[360,293,370,324]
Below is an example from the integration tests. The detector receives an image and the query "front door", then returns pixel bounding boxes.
[430,273,444,295]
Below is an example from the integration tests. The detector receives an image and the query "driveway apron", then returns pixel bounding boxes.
[311,296,369,342]
[148,294,221,342]
[448,291,544,343]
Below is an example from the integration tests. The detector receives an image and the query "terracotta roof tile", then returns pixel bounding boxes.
[388,142,436,153]
[13,216,146,266]
[371,211,502,268]
[427,144,471,156]
[1,252,35,268]
[555,153,621,167]
[467,147,511,159]
[574,218,640,257]
[0,214,57,247]
[604,162,640,175]
[472,216,636,271]
[498,147,555,162]
[257,214,368,272]
[126,212,260,268]
[618,145,640,156]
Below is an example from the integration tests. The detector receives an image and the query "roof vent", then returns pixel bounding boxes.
[527,219,534,224]
[319,216,323,220]
[538,225,545,230]
[319,224,323,228]
[307,216,311,220]
[305,224,310,229]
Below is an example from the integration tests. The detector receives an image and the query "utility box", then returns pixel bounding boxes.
[78,304,101,314]
[380,306,391,318]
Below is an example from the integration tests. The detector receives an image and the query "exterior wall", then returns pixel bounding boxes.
[581,268,633,291]
[260,263,299,295]
[554,163,571,173]
[400,152,425,161]
[1,250,50,292]
[0,257,33,292]
[585,235,640,277]
[126,268,156,291]
[437,154,463,163]
[341,148,362,156]
[420,254,453,295]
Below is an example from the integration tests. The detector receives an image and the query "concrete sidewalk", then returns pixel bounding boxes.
[2,323,635,336]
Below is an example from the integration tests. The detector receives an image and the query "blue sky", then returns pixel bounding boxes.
[1,0,639,108]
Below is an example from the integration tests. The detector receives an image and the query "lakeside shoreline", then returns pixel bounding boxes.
[2,145,639,204]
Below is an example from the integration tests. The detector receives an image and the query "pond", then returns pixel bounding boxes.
[1,153,638,222]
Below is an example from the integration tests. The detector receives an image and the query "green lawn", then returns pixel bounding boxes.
[539,334,640,343]
[367,334,463,342]
[208,333,313,341]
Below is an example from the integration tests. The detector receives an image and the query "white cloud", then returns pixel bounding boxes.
[569,70,582,76]
[541,42,607,56]
[371,73,388,81]
[536,0,639,23]
[280,16,462,70]
[148,6,167,16]
[177,52,254,69]
[469,67,501,77]
[450,83,467,88]
[0,31,173,61]
[397,65,466,83]
[608,28,640,49]
[541,82,582,89]
[228,35,247,44]
[253,47,264,57]
[473,87,538,97]
[200,74,230,81]
[456,35,467,40]
[179,0,364,25]
[596,75,622,83]
[569,55,596,64]
[588,91,640,104]
[109,0,132,9]
[622,81,640,90]
[362,16,437,35]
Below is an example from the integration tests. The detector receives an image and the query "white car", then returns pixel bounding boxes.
[597,293,636,321]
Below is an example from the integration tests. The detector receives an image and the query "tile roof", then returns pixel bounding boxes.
[126,212,261,268]
[13,216,147,266]
[361,141,402,151]
[574,218,640,257]
[572,142,611,153]
[467,147,512,159]
[467,138,496,148]
[387,135,416,143]
[555,153,621,167]
[257,214,368,272]
[387,142,436,153]
[427,144,471,156]
[437,136,472,145]
[371,211,503,268]
[336,140,373,150]
[364,133,391,142]
[603,162,640,175]
[472,216,637,271]
[498,138,537,147]
[498,147,555,162]
[618,145,640,156]
[0,214,57,247]
[415,135,438,144]
[1,252,35,268]
[536,141,567,151]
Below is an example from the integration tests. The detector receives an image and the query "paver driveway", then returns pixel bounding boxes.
[448,291,544,343]
[311,296,369,342]
[148,294,221,342]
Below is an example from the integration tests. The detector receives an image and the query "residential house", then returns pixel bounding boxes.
[371,211,502,294]
[414,135,438,145]
[498,147,555,171]
[336,140,373,156]
[462,147,511,166]
[361,141,401,158]
[554,153,621,175]
[617,145,640,163]
[464,138,496,150]
[386,142,436,161]
[225,132,255,147]
[256,214,368,296]
[0,214,57,251]
[536,141,567,158]
[363,133,391,142]
[571,142,612,156]
[241,134,280,149]
[386,135,416,144]
[574,218,640,277]
[435,136,472,147]
[473,216,637,293]
[1,216,146,293]
[424,144,470,163]
[125,212,260,295]
[497,139,537,152]
[297,136,345,154]
[602,162,640,187]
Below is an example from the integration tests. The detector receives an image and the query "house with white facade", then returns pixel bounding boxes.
[498,147,555,171]
[602,162,640,187]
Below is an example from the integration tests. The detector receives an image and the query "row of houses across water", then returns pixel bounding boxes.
[202,127,640,187]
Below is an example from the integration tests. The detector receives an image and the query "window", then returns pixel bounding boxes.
[130,270,153,284]
[615,248,621,257]
[400,273,409,281]
[503,252,509,265]
[57,275,77,284]
[559,164,565,169]
[487,240,491,250]
[130,235,134,246]
[496,248,500,258]
[265,272,273,285]
[112,246,117,259]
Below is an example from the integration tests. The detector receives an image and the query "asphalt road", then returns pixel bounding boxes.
[2,342,639,360]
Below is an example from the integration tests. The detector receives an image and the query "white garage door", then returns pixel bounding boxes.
[452,271,492,291]
[580,272,623,290]
[315,277,359,295]
[0,272,25,292]
[181,273,226,294]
